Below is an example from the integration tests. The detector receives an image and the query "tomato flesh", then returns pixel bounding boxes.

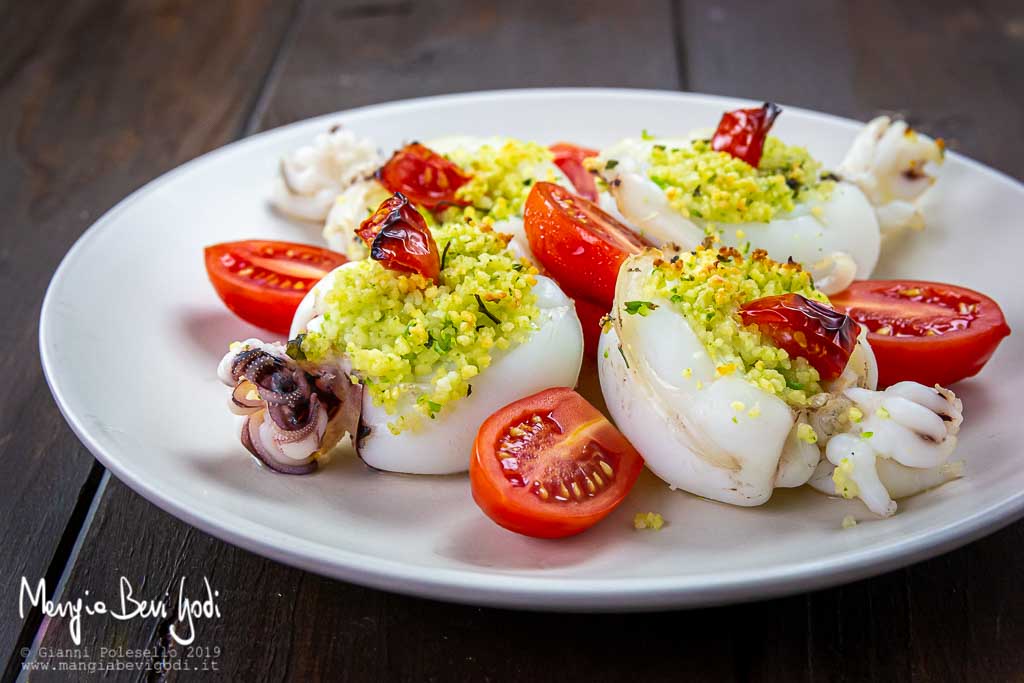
[494,413,615,493]
[204,240,347,334]
[834,282,976,336]
[358,193,440,282]
[739,293,857,381]
[830,280,1010,387]
[524,181,647,307]
[550,142,600,201]
[471,387,644,538]
[711,102,782,167]
[377,143,471,210]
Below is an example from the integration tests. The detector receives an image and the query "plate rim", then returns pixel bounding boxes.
[39,87,1024,610]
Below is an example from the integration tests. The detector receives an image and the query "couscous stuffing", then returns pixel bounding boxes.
[439,139,561,223]
[641,246,830,407]
[301,218,540,432]
[646,136,835,223]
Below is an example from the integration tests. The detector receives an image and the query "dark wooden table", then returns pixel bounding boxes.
[3,1,1022,680]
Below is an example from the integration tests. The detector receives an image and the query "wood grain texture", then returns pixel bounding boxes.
[677,0,1024,681]
[678,0,1024,177]
[253,0,680,130]
[22,0,680,680]
[19,0,1024,680]
[0,0,300,678]
[28,477,1024,682]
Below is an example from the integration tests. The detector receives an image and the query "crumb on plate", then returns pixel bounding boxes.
[634,512,665,530]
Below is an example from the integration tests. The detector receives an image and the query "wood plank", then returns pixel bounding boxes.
[678,0,1024,680]
[31,474,1024,682]
[678,0,1024,177]
[25,0,696,680]
[678,0,862,116]
[841,0,1024,177]
[23,0,1024,681]
[0,0,300,677]
[254,0,681,130]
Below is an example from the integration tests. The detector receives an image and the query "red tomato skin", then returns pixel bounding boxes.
[550,142,600,201]
[358,193,440,281]
[377,143,471,210]
[830,280,1011,387]
[204,241,347,334]
[523,182,646,307]
[711,102,782,167]
[208,274,294,334]
[471,387,644,539]
[738,293,857,381]
[470,464,592,539]
[573,296,608,360]
[869,330,1008,388]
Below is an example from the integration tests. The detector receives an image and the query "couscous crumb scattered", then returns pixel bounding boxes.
[633,512,665,530]
[797,423,819,444]
[833,458,860,499]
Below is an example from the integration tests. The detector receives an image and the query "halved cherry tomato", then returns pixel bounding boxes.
[830,280,1010,387]
[573,296,608,359]
[471,387,644,538]
[711,102,782,167]
[358,193,440,282]
[739,293,858,381]
[523,182,647,307]
[377,143,471,210]
[204,240,347,333]
[550,142,600,201]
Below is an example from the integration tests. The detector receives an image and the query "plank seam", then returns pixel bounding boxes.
[240,0,309,137]
[669,0,690,91]
[5,2,308,675]
[4,464,107,683]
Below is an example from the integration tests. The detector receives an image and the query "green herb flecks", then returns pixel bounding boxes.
[624,300,659,316]
[285,334,307,361]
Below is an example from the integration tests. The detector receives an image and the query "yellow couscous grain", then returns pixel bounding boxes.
[302,218,540,431]
[633,512,665,530]
[437,139,561,223]
[646,137,834,223]
[642,246,828,406]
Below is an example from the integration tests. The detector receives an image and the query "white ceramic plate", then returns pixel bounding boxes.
[41,89,1024,610]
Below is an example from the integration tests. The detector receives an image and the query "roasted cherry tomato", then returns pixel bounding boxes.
[550,142,600,201]
[739,293,857,381]
[471,387,644,538]
[376,143,471,210]
[523,182,647,307]
[204,240,347,333]
[711,102,782,167]
[358,193,441,282]
[830,280,1010,387]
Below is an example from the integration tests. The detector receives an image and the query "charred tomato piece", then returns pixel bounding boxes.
[358,193,441,282]
[711,102,782,167]
[377,142,472,211]
[739,292,857,381]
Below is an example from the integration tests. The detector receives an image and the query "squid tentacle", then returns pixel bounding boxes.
[809,381,963,516]
[219,340,362,475]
